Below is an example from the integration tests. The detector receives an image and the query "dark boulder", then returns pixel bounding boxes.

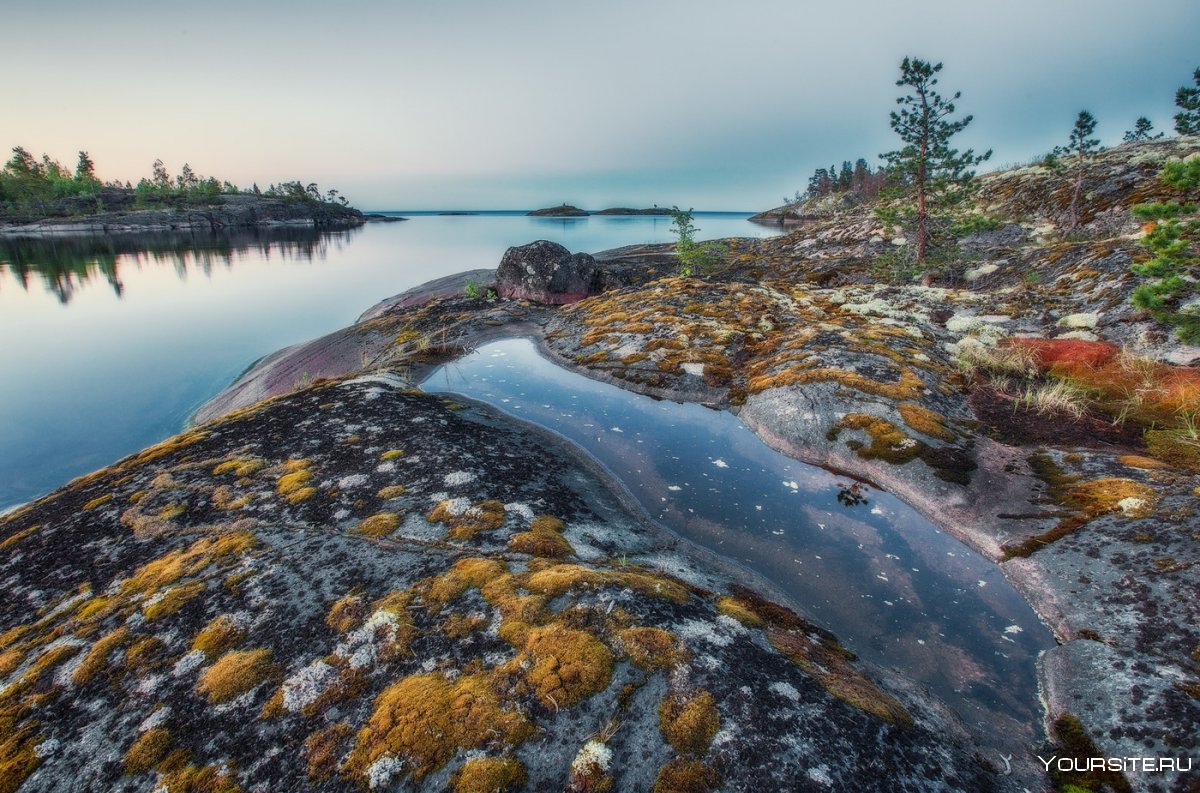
[496,240,602,304]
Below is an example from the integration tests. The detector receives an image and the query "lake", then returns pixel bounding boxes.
[0,212,779,512]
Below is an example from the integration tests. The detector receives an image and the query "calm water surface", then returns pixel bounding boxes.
[425,338,1054,748]
[0,212,779,511]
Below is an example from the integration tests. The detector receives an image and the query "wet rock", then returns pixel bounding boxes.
[496,240,602,304]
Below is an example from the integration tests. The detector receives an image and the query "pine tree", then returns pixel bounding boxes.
[1173,67,1200,135]
[838,161,853,190]
[1058,111,1100,230]
[74,151,96,183]
[1123,117,1160,142]
[881,57,990,264]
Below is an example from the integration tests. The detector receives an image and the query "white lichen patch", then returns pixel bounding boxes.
[172,649,206,677]
[681,362,705,377]
[769,681,801,702]
[1116,497,1148,516]
[570,740,613,775]
[1058,312,1100,329]
[366,755,403,790]
[337,474,370,490]
[676,616,745,648]
[504,502,535,522]
[282,659,338,713]
[443,470,477,487]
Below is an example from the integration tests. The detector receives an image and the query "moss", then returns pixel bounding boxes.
[1145,429,1200,471]
[452,756,527,793]
[124,636,167,674]
[157,762,241,793]
[143,580,205,620]
[377,484,406,499]
[827,413,922,465]
[120,531,257,597]
[652,758,722,793]
[355,511,402,537]
[365,590,417,660]
[619,627,688,671]
[1049,714,1132,793]
[191,615,246,658]
[212,457,264,478]
[658,691,719,755]
[122,726,172,775]
[344,672,533,784]
[82,493,113,511]
[276,460,314,503]
[380,449,406,461]
[1005,475,1160,557]
[195,648,275,705]
[747,366,925,400]
[325,594,366,633]
[428,499,507,540]
[0,716,41,793]
[523,562,690,604]
[73,626,130,685]
[715,596,764,627]
[0,524,39,553]
[304,722,352,783]
[897,402,955,442]
[423,558,509,606]
[0,649,22,679]
[511,623,614,708]
[1119,454,1168,470]
[509,515,575,558]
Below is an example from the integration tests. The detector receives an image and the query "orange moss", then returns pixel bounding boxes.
[120,531,257,597]
[377,484,406,499]
[653,758,722,793]
[355,512,402,537]
[195,648,275,704]
[1006,475,1160,557]
[523,562,690,603]
[619,627,688,670]
[123,727,172,775]
[715,596,764,628]
[827,413,922,465]
[304,722,352,783]
[747,366,925,400]
[428,499,506,540]
[897,403,955,442]
[452,756,527,793]
[0,525,39,553]
[143,580,206,620]
[191,616,246,658]
[509,515,574,557]
[82,493,113,511]
[72,626,130,685]
[325,594,366,633]
[344,672,533,784]
[510,623,614,708]
[658,691,719,755]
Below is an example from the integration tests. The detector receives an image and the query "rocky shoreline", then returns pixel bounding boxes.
[3,138,1199,792]
[0,194,366,237]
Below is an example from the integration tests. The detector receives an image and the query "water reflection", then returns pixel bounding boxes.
[0,226,359,304]
[424,338,1054,752]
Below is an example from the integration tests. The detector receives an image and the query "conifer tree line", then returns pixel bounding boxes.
[795,61,1200,208]
[0,150,351,215]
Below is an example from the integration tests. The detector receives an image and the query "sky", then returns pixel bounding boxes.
[6,0,1199,210]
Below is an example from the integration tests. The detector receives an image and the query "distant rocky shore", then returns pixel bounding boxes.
[0,193,367,236]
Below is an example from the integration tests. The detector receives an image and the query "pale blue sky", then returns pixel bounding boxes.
[6,0,1198,209]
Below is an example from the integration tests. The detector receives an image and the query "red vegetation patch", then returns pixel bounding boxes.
[1005,338,1118,368]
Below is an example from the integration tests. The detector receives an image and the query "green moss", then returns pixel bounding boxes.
[715,596,764,627]
[344,672,533,784]
[380,449,405,461]
[428,499,506,540]
[827,413,922,465]
[1145,429,1200,471]
[1049,714,1132,793]
[195,648,276,705]
[658,691,719,755]
[377,484,406,500]
[452,757,527,793]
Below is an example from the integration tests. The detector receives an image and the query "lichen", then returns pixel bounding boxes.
[428,499,506,540]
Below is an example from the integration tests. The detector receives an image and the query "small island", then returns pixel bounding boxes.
[527,204,673,217]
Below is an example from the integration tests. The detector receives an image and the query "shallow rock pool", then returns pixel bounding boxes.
[424,337,1055,749]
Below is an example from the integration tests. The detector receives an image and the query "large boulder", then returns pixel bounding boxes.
[496,239,601,304]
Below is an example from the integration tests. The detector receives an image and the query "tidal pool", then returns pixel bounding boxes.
[424,337,1055,748]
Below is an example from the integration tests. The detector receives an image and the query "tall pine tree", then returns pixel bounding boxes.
[1059,111,1100,230]
[1175,67,1200,135]
[881,58,990,265]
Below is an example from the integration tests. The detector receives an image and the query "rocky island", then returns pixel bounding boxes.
[2,137,1199,793]
[527,205,674,217]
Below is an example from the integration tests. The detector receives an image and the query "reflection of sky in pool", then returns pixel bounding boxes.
[424,337,1055,746]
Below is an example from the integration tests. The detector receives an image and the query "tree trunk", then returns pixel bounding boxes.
[1069,151,1084,230]
[916,87,930,266]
